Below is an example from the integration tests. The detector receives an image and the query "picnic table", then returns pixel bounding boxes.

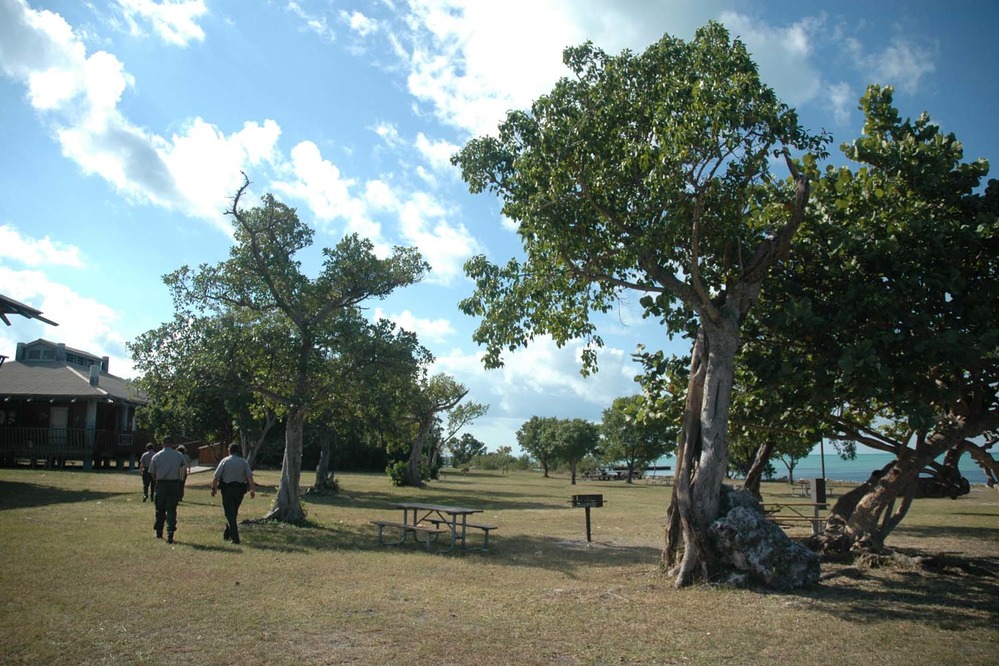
[762,501,828,535]
[371,502,497,553]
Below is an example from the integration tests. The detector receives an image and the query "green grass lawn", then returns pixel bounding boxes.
[0,467,995,665]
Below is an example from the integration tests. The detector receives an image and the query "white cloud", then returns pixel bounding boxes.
[286,1,334,42]
[718,12,824,106]
[116,0,208,47]
[826,81,854,126]
[0,0,285,227]
[414,132,459,173]
[0,266,135,377]
[340,9,378,38]
[415,165,436,187]
[266,138,478,281]
[399,0,577,137]
[371,121,402,147]
[364,179,398,211]
[0,225,85,268]
[271,140,384,243]
[433,335,640,448]
[0,3,134,121]
[396,191,479,284]
[375,307,455,344]
[163,117,282,225]
[390,0,728,137]
[847,34,936,95]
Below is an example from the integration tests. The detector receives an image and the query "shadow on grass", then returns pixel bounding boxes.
[891,524,999,541]
[0,480,119,510]
[305,485,563,513]
[228,516,662,576]
[804,561,999,631]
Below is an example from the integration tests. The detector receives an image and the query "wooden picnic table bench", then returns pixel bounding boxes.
[644,475,671,485]
[791,479,811,497]
[762,501,828,534]
[370,520,447,551]
[372,503,493,553]
[424,517,499,551]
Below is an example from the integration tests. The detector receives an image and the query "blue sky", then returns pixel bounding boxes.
[1,1,996,451]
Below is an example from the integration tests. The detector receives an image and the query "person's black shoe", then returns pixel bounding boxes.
[156,532,163,539]
[223,526,231,541]
[143,496,147,502]
[167,533,174,544]
[232,538,240,544]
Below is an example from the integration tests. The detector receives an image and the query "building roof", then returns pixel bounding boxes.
[0,360,148,405]
[0,295,58,327]
[28,338,95,360]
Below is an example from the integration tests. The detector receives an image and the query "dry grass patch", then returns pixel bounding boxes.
[0,468,995,665]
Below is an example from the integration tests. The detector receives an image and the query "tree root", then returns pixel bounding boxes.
[813,545,999,579]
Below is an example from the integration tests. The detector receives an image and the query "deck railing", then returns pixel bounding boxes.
[0,427,148,464]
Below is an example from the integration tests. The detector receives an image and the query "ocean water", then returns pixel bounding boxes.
[654,451,991,485]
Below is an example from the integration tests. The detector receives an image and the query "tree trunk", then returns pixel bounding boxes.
[428,436,445,476]
[241,410,277,469]
[264,409,306,523]
[843,456,921,551]
[743,440,776,501]
[811,412,997,553]
[662,162,809,586]
[949,441,999,488]
[665,317,741,587]
[406,417,432,487]
[664,328,706,575]
[310,429,337,495]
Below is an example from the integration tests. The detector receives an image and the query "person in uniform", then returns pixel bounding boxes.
[138,443,156,502]
[176,444,192,501]
[211,443,256,545]
[148,437,187,543]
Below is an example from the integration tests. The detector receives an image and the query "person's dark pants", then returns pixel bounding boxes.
[221,482,248,543]
[153,480,181,538]
[142,471,155,500]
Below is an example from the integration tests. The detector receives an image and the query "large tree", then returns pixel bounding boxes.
[448,432,487,468]
[309,316,431,494]
[166,178,427,522]
[746,86,999,551]
[129,313,279,464]
[399,373,483,487]
[453,23,826,586]
[516,416,560,477]
[555,418,601,485]
[600,395,677,484]
[428,400,489,474]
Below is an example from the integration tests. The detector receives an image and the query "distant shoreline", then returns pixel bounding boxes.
[655,451,991,485]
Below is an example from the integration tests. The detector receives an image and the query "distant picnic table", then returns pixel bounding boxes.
[370,502,497,553]
[762,501,828,535]
[582,465,671,483]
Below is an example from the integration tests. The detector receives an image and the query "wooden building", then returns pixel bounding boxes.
[0,339,150,469]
